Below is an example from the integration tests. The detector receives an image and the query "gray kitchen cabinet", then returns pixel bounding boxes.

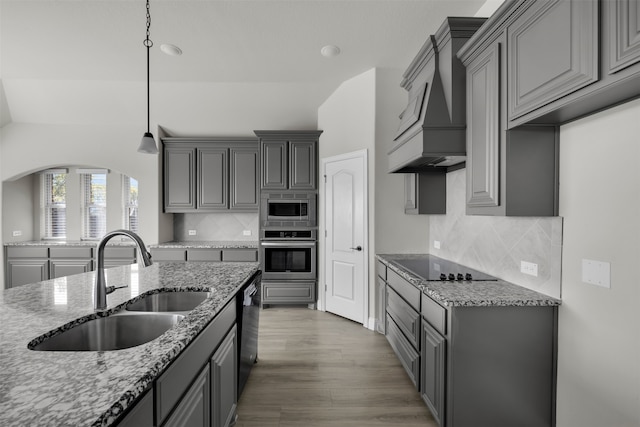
[230,147,259,211]
[5,247,49,288]
[118,389,154,427]
[462,30,558,216]
[260,140,287,190]
[255,130,322,191]
[404,171,446,215]
[211,325,238,427]
[49,247,93,278]
[164,145,197,212]
[164,365,210,427]
[608,0,640,74]
[385,314,420,388]
[163,138,259,213]
[101,247,137,268]
[151,248,257,263]
[187,249,222,262]
[198,147,228,211]
[375,276,386,334]
[261,281,316,308]
[507,0,599,124]
[222,249,258,262]
[386,285,421,349]
[421,319,446,427]
[150,248,187,262]
[289,141,316,190]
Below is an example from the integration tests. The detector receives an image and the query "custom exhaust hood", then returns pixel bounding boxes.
[388,17,486,173]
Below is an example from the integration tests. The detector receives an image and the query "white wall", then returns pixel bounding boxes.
[0,123,168,245]
[317,67,429,321]
[556,98,640,427]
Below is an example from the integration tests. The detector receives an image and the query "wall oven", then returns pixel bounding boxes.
[261,192,316,227]
[260,240,317,281]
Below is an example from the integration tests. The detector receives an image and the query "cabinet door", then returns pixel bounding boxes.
[609,0,640,73]
[50,259,93,278]
[7,259,49,288]
[421,320,446,426]
[165,145,196,212]
[507,0,598,121]
[289,141,316,190]
[164,365,210,427]
[150,248,187,262]
[230,147,259,211]
[466,37,502,211]
[261,141,287,190]
[118,389,154,427]
[198,147,228,211]
[211,326,238,427]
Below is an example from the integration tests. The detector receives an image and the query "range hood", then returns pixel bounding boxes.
[388,17,486,173]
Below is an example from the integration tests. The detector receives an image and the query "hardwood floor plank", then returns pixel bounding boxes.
[236,307,434,426]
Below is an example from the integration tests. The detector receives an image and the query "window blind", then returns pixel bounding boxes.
[43,172,67,238]
[123,176,139,233]
[81,173,107,239]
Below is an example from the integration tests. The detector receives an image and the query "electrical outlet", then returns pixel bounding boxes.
[188,230,197,236]
[434,240,441,249]
[12,230,22,237]
[520,261,538,277]
[243,230,252,236]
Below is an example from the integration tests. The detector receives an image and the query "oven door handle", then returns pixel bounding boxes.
[260,241,315,246]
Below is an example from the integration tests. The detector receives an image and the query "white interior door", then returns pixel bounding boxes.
[323,150,367,325]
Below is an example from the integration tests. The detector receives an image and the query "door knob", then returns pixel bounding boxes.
[350,246,362,251]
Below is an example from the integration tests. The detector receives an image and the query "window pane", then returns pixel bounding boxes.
[82,173,107,239]
[44,172,66,238]
[123,176,139,233]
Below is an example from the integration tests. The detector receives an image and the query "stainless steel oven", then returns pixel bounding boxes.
[261,192,316,227]
[260,240,317,281]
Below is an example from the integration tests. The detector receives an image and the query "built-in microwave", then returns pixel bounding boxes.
[261,192,316,227]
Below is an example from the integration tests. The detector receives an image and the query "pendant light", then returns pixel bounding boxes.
[138,0,158,154]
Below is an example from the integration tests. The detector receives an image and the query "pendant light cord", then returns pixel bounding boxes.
[144,0,153,134]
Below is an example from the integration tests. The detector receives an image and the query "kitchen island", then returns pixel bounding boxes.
[0,261,259,426]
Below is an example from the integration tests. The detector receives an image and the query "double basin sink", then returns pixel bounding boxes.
[29,291,212,352]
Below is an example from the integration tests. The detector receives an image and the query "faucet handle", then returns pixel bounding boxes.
[105,285,129,294]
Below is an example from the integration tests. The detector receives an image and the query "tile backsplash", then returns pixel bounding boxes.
[174,213,259,241]
[429,168,562,299]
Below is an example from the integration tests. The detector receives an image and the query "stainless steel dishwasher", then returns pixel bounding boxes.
[237,271,261,397]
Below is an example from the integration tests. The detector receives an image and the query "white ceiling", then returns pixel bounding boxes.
[0,0,490,134]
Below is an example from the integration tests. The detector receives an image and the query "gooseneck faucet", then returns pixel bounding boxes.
[95,229,153,311]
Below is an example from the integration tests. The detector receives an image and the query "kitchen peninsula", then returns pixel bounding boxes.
[0,260,259,426]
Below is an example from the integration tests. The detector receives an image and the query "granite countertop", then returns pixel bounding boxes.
[149,241,259,249]
[377,254,561,307]
[4,240,135,247]
[0,261,259,427]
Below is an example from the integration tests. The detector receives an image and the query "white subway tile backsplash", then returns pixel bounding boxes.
[429,169,562,299]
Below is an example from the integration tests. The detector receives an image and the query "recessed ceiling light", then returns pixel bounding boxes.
[160,44,182,56]
[321,45,341,58]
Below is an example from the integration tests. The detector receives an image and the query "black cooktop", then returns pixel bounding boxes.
[391,255,497,282]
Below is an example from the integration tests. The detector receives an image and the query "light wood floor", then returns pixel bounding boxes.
[236,307,437,427]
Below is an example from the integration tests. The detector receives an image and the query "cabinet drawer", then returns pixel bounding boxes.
[377,261,387,280]
[151,249,186,262]
[187,249,222,262]
[421,293,447,335]
[387,269,420,311]
[50,247,92,259]
[156,301,236,425]
[6,246,48,258]
[104,247,136,259]
[262,281,316,304]
[386,314,420,389]
[386,286,420,349]
[222,249,258,262]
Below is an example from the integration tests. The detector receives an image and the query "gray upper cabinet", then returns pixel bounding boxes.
[163,138,259,213]
[164,145,197,212]
[507,0,599,125]
[608,0,640,74]
[230,147,259,210]
[198,147,228,211]
[255,130,322,191]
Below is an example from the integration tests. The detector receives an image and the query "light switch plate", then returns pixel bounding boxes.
[243,230,252,236]
[188,229,197,236]
[582,259,611,288]
[12,230,22,237]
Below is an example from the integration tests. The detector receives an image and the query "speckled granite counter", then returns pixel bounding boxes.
[0,261,259,427]
[4,240,135,247]
[149,241,258,249]
[377,254,560,307]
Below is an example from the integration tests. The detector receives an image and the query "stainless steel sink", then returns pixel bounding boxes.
[126,291,211,312]
[29,312,184,351]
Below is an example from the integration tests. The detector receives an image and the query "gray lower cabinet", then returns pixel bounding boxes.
[421,320,446,426]
[164,366,211,427]
[261,281,316,307]
[385,314,420,388]
[50,247,93,278]
[211,325,238,427]
[150,248,188,262]
[375,276,386,334]
[150,248,257,263]
[163,138,259,213]
[118,389,154,427]
[101,247,137,269]
[5,247,49,288]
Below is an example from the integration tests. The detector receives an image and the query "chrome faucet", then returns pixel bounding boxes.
[95,229,153,311]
